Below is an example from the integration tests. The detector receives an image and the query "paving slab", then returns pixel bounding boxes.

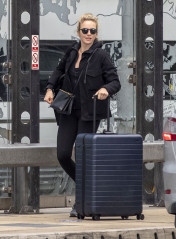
[0,205,175,238]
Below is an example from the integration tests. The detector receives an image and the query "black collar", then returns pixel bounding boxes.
[72,40,102,54]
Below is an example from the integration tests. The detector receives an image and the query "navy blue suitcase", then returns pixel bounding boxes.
[75,97,144,220]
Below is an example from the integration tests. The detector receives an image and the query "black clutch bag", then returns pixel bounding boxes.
[50,89,75,115]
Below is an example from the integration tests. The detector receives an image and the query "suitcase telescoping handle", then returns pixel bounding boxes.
[93,95,110,133]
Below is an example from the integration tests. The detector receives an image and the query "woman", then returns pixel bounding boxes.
[44,13,121,216]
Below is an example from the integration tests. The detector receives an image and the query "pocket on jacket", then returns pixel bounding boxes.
[86,69,103,90]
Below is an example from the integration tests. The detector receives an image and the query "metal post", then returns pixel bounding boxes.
[10,0,40,213]
[116,0,136,134]
[136,0,163,206]
[29,0,40,212]
[136,0,163,140]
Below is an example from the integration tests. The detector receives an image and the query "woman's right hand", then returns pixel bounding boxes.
[44,89,54,104]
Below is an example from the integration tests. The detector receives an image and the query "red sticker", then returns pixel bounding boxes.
[32,35,39,70]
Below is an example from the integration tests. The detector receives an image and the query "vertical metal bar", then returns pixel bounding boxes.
[29,167,40,211]
[11,0,40,213]
[136,0,163,206]
[29,0,40,212]
[117,0,136,134]
[136,0,163,140]
[93,96,96,134]
[154,1,163,140]
[136,0,154,139]
[10,167,32,213]
[12,0,31,143]
[151,2,164,207]
[107,97,110,132]
[11,0,31,214]
[30,0,40,141]
[136,0,143,137]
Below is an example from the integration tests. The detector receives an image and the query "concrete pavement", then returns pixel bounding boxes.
[0,205,175,238]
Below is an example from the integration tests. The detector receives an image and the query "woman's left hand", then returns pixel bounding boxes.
[94,88,109,100]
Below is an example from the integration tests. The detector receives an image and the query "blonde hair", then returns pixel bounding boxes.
[77,13,99,40]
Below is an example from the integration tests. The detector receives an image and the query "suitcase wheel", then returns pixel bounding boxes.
[92,215,100,221]
[77,214,85,220]
[121,216,129,220]
[137,214,144,220]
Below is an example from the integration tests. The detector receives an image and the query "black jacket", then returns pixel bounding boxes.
[47,40,121,121]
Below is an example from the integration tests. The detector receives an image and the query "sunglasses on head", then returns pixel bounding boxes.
[80,28,97,35]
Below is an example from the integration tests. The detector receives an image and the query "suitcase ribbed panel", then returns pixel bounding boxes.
[76,134,143,218]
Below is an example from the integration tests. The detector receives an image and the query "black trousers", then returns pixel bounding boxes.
[57,110,100,182]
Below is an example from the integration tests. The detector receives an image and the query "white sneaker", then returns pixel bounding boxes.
[69,204,77,217]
